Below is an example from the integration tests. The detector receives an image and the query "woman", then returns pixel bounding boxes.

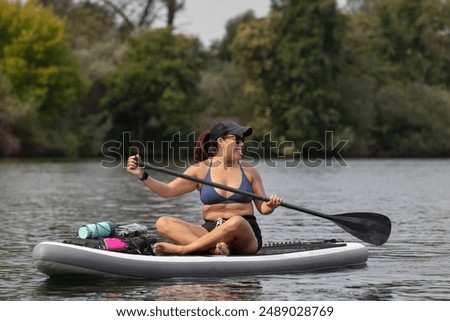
[127,120,282,255]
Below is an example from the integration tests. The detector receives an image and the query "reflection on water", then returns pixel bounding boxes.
[151,281,262,301]
[1,159,450,300]
[33,277,262,301]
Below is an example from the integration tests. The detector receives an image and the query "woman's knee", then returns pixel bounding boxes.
[225,216,258,254]
[225,215,250,230]
[155,216,175,234]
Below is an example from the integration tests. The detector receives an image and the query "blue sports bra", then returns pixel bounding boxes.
[200,165,253,205]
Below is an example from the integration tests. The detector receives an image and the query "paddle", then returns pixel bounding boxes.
[137,161,391,246]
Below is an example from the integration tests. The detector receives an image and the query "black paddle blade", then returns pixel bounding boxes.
[331,212,392,246]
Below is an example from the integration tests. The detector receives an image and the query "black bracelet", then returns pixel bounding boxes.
[139,171,149,181]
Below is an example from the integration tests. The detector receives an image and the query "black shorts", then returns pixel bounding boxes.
[202,215,262,251]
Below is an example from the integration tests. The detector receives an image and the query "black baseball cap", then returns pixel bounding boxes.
[210,120,252,141]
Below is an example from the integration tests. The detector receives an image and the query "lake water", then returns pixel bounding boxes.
[0,158,449,301]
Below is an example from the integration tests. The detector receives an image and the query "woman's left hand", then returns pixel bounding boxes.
[265,194,283,209]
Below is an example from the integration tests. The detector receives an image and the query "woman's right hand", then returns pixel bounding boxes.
[127,154,144,177]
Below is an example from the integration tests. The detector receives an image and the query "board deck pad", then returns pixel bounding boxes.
[257,240,346,256]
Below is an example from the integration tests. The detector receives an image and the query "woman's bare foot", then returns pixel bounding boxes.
[153,242,187,255]
[154,241,230,256]
[214,242,230,256]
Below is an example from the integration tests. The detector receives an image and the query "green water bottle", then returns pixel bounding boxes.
[78,221,116,239]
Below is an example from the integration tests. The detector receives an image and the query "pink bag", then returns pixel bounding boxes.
[103,238,128,250]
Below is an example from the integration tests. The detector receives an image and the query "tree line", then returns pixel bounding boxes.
[0,0,449,158]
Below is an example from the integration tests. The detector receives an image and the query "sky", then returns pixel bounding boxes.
[172,0,272,47]
[164,0,346,47]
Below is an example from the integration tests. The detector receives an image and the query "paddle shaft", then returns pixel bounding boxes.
[139,161,333,221]
[137,161,391,245]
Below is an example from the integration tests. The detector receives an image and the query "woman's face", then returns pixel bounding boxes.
[219,134,245,161]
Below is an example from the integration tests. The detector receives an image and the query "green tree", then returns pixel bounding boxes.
[229,16,276,139]
[375,82,450,156]
[369,0,450,86]
[213,10,256,61]
[339,0,450,156]
[231,0,345,148]
[336,4,391,155]
[0,0,83,116]
[0,72,36,155]
[196,61,247,116]
[102,28,204,144]
[270,0,345,142]
[0,0,84,156]
[64,2,122,156]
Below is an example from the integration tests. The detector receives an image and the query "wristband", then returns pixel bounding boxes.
[139,171,149,181]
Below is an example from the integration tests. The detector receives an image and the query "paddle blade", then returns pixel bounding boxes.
[331,212,392,246]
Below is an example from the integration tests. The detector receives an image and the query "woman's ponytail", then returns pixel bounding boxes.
[194,131,217,162]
